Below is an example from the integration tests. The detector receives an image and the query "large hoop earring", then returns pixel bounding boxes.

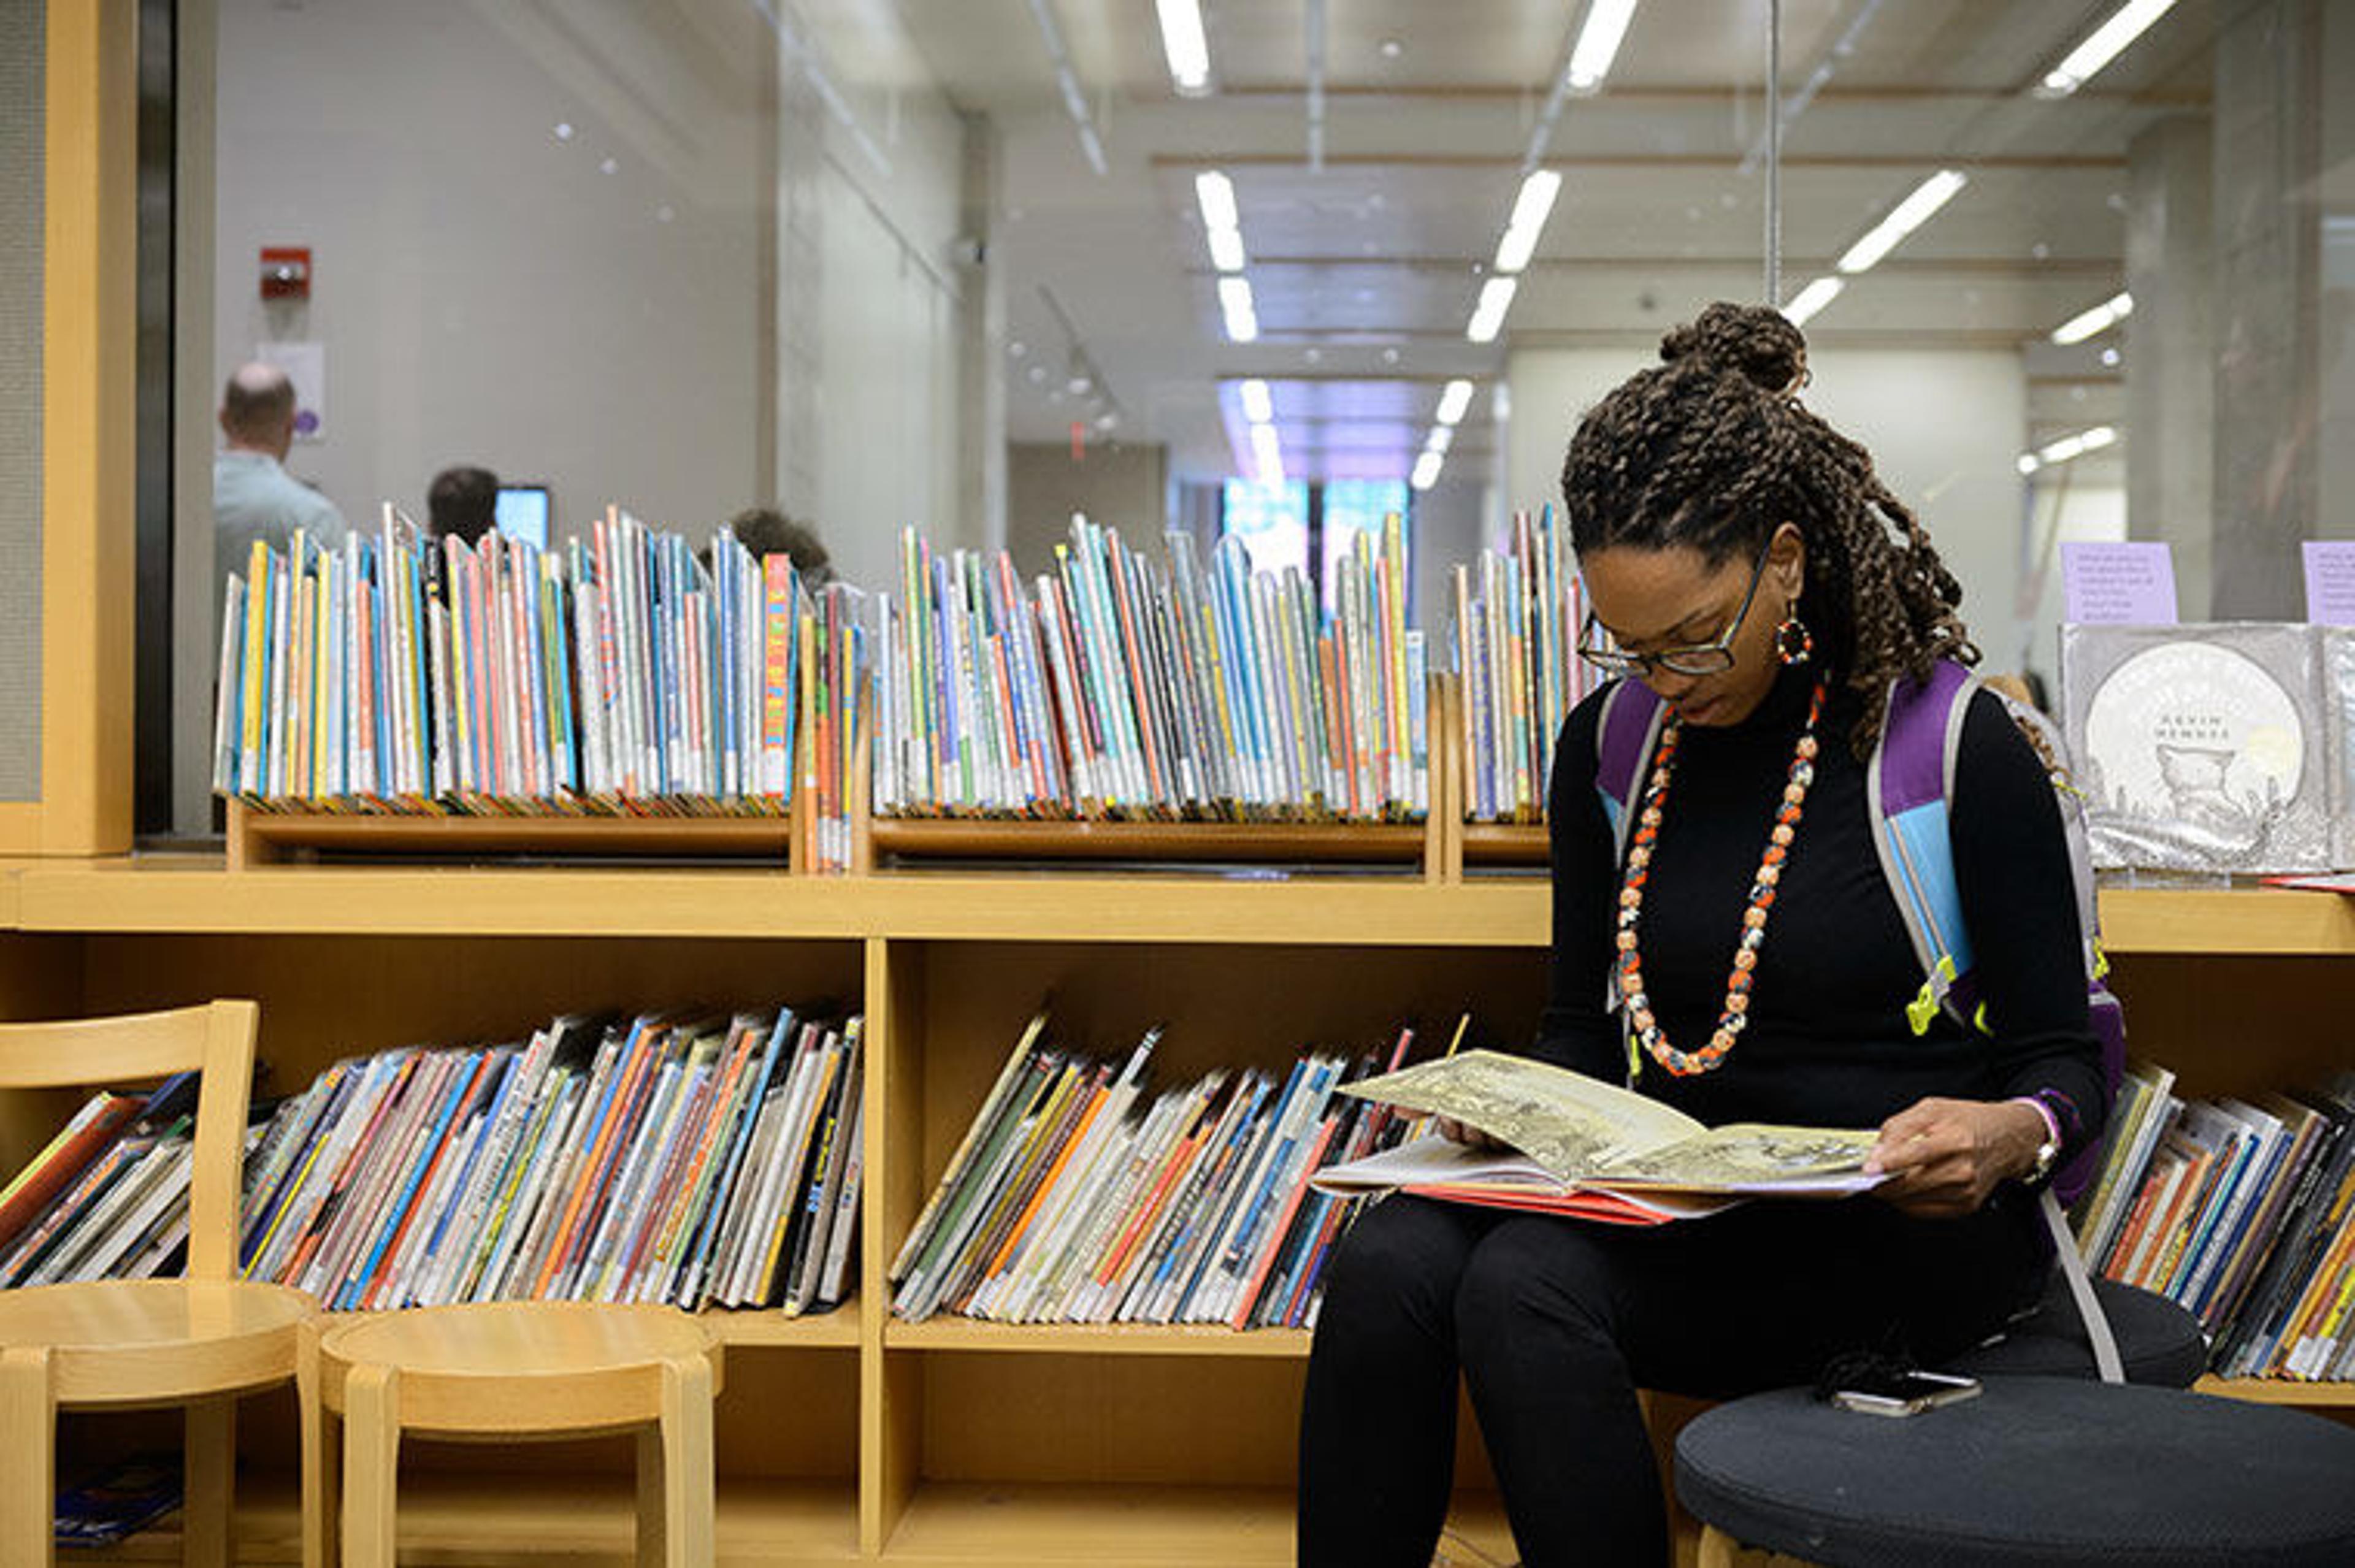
[1774,616,1814,666]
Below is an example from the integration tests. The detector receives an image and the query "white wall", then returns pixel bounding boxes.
[1507,344,2034,682]
[213,0,766,536]
[209,0,971,567]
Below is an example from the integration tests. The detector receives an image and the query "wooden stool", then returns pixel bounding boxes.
[0,1001,313,1568]
[307,1302,723,1568]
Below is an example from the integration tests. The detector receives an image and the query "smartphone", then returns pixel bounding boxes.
[1827,1368,1982,1417]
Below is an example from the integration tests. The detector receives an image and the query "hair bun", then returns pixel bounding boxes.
[1659,302,1807,395]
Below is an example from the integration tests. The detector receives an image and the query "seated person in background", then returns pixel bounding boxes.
[716,506,834,586]
[426,465,500,548]
[1296,302,2107,1568]
[213,361,345,592]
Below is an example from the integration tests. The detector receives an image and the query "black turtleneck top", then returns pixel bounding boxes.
[1535,662,2108,1163]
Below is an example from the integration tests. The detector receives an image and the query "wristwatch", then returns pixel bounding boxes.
[2012,1095,2062,1185]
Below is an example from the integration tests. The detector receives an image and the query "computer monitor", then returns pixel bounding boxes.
[494,484,551,550]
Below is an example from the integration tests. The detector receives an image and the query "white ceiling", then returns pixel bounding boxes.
[884,0,2220,485]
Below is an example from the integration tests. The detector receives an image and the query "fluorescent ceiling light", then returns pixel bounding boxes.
[1425,424,1454,455]
[1250,421,1284,483]
[1195,171,1239,236]
[2040,0,2179,98]
[1466,276,1519,343]
[1219,276,1260,343]
[1206,226,1247,273]
[1436,378,1474,426]
[1836,169,1968,275]
[1782,275,1845,326]
[1411,449,1444,491]
[1565,0,1639,93]
[2050,291,2134,345]
[1494,169,1563,274]
[2034,425,2118,466]
[1239,378,1274,424]
[1156,0,1213,96]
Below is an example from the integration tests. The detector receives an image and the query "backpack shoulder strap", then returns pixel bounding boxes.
[1593,677,1666,865]
[1867,659,1982,1036]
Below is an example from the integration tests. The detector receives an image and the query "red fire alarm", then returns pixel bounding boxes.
[261,247,311,301]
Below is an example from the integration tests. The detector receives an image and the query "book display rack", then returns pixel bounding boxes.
[2,863,2351,1566]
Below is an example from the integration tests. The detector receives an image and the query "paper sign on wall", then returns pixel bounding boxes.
[2301,541,2355,625]
[256,340,326,443]
[2061,540,2177,624]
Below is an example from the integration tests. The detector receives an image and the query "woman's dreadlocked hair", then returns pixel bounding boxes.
[1559,300,1978,757]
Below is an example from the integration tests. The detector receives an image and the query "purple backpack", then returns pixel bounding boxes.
[1593,659,2125,1206]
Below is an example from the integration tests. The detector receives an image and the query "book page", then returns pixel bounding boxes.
[1589,1123,1882,1194]
[1339,1050,1703,1180]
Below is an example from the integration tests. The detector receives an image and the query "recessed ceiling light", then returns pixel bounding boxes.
[1009,340,1028,359]
[1026,365,1047,384]
[1382,347,1401,365]
[554,123,575,141]
[600,158,619,175]
[1377,37,1404,59]
[2100,346,2121,367]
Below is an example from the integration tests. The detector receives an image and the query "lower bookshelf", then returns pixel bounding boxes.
[3,870,2353,1565]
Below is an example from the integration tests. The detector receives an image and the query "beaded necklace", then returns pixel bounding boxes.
[1615,676,1828,1077]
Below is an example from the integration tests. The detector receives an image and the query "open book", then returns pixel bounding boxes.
[1312,1050,1884,1223]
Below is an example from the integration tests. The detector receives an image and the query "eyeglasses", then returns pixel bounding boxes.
[1576,537,1774,679]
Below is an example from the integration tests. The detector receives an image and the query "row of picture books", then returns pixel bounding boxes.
[214,503,1607,841]
[0,1007,866,1315]
[2069,1060,2355,1381]
[213,508,867,870]
[889,1014,1440,1329]
[874,519,1426,822]
[1452,505,1600,825]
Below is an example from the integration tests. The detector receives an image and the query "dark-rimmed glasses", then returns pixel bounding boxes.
[1576,537,1774,678]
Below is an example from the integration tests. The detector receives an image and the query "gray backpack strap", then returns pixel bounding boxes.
[2041,1187,2125,1384]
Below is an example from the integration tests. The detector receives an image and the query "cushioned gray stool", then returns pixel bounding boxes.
[1675,1375,2355,1567]
[1942,1274,2206,1385]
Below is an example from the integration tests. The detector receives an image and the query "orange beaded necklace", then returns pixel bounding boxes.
[1615,676,1828,1077]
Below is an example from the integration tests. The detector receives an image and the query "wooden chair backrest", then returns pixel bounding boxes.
[0,1001,261,1281]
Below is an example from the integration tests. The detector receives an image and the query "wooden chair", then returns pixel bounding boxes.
[0,1000,316,1567]
[307,1301,723,1567]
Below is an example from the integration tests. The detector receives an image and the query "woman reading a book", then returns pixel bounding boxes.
[1298,302,2107,1566]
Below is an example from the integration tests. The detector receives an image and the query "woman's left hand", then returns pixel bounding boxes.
[1863,1096,2048,1217]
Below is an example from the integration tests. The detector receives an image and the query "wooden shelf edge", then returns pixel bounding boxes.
[2195,1373,2355,1407]
[2096,886,2355,955]
[881,1480,1511,1567]
[884,1319,1312,1358]
[870,816,1427,866]
[65,1472,861,1565]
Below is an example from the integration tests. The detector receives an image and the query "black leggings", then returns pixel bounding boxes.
[1296,1193,2042,1567]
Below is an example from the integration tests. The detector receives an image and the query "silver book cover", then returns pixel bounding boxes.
[2326,627,2355,870]
[2059,622,2332,875]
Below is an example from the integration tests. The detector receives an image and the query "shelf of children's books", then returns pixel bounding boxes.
[2196,1375,2355,1408]
[883,1318,1312,1358]
[307,1306,862,1350]
[708,1306,864,1348]
[225,798,795,870]
[867,814,1437,877]
[1460,821,1550,870]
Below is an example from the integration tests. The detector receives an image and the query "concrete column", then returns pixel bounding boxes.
[2209,0,2324,619]
[956,112,1006,555]
[2124,116,2212,616]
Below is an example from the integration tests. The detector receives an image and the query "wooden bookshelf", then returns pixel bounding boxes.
[226,799,794,870]
[1,866,2350,1564]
